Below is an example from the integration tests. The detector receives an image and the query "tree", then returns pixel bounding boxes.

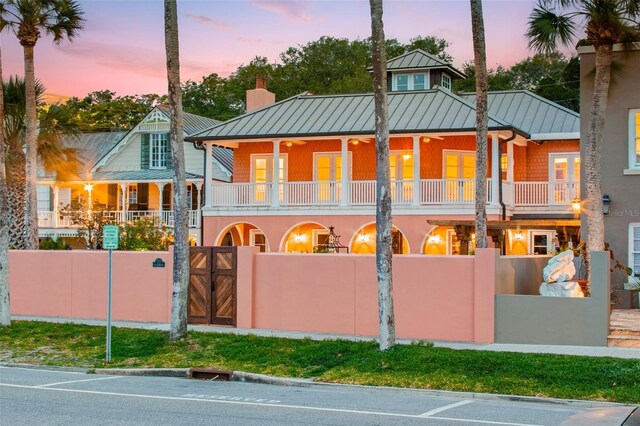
[164,0,189,341]
[527,0,640,282]
[0,42,10,327]
[369,0,395,351]
[470,0,489,250]
[1,0,85,250]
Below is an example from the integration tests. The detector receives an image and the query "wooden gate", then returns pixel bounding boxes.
[188,247,237,326]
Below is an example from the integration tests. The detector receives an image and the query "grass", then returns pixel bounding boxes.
[1,321,639,403]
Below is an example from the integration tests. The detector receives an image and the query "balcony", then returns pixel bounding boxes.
[38,209,201,229]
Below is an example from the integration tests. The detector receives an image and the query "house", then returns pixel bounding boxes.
[185,49,581,255]
[579,43,640,308]
[36,106,233,244]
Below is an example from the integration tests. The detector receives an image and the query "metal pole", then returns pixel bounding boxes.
[106,248,113,362]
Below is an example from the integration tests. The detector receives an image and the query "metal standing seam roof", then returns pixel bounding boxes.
[187,87,515,142]
[373,49,467,79]
[212,146,234,174]
[86,170,203,182]
[156,105,222,136]
[459,91,580,139]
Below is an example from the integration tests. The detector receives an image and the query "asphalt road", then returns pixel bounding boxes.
[0,366,636,425]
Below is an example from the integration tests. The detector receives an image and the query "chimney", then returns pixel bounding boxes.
[246,75,275,113]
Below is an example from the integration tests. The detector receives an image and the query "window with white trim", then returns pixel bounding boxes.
[128,184,138,206]
[630,224,640,278]
[441,73,452,91]
[393,73,428,91]
[630,109,640,169]
[150,133,168,169]
[37,185,51,211]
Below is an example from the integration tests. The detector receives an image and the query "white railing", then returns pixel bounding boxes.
[211,182,272,207]
[514,181,580,206]
[420,178,492,204]
[283,181,341,206]
[349,180,376,205]
[38,210,201,228]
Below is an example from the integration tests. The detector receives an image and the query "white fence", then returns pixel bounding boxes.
[38,209,201,228]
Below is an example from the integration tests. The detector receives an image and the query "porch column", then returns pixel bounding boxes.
[120,183,128,224]
[491,133,500,205]
[340,137,349,206]
[271,139,280,208]
[204,143,213,207]
[52,184,59,227]
[412,135,421,206]
[196,182,202,209]
[155,182,165,212]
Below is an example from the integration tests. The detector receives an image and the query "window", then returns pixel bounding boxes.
[630,109,640,169]
[250,229,267,252]
[150,133,168,169]
[37,185,51,211]
[501,153,508,179]
[128,184,138,206]
[630,224,640,278]
[441,74,452,91]
[549,153,580,204]
[393,73,428,91]
[530,230,556,255]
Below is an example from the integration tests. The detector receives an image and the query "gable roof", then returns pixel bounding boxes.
[156,105,221,136]
[188,87,515,142]
[458,90,580,140]
[379,49,466,79]
[212,146,233,174]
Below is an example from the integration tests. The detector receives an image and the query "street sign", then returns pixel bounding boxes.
[103,225,119,250]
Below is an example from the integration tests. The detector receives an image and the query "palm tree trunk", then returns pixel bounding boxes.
[165,0,189,341]
[0,44,11,326]
[470,0,488,249]
[369,0,395,351]
[584,44,611,283]
[7,156,27,250]
[23,45,39,250]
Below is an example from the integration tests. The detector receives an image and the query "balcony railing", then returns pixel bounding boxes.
[209,179,495,208]
[38,209,201,229]
[513,181,580,207]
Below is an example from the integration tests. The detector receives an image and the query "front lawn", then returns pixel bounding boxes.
[1,321,638,403]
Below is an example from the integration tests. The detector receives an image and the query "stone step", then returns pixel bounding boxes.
[609,328,640,337]
[607,335,640,348]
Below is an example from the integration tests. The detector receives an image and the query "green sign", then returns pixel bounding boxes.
[103,225,119,250]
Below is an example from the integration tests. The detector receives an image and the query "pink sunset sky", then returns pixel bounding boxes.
[1,0,569,99]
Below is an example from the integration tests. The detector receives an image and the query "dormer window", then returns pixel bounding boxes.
[441,74,452,91]
[151,133,168,169]
[393,72,428,91]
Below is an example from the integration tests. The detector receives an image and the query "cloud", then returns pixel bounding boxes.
[186,14,231,30]
[55,41,211,81]
[251,1,312,23]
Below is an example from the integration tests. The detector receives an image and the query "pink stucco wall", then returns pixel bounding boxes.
[9,250,173,322]
[237,248,498,343]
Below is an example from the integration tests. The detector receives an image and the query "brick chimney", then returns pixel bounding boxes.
[246,76,275,113]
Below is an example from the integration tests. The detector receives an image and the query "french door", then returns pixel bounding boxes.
[444,150,475,202]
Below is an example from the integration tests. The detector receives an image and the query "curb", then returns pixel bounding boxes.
[94,368,190,378]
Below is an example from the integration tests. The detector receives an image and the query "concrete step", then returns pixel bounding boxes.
[609,328,640,337]
[607,335,640,348]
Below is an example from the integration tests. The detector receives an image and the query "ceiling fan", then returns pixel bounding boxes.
[283,140,307,147]
[421,135,444,143]
[348,138,373,145]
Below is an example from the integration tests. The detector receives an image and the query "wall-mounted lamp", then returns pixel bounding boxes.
[427,235,440,243]
[402,154,412,161]
[602,194,611,215]
[571,197,581,214]
[357,233,369,243]
[513,231,524,241]
[293,234,305,243]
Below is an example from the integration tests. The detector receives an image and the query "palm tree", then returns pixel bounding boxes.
[164,0,189,341]
[1,0,84,250]
[470,0,489,250]
[527,0,640,282]
[369,0,395,351]
[3,76,80,249]
[0,43,11,326]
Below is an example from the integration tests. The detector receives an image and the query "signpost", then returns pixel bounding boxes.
[102,225,119,362]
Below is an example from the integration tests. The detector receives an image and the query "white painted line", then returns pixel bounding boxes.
[419,400,473,417]
[35,376,122,388]
[0,383,543,426]
[0,366,85,375]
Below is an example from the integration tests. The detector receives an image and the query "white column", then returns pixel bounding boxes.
[491,133,500,205]
[271,140,280,207]
[340,137,349,206]
[155,182,165,212]
[196,182,202,209]
[52,184,59,227]
[120,183,128,223]
[506,141,514,183]
[413,135,421,206]
[204,143,213,207]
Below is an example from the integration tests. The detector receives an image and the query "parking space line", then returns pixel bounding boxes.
[419,400,473,417]
[0,383,543,426]
[35,376,122,388]
[0,366,85,375]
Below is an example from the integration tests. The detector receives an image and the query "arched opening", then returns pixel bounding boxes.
[422,226,476,255]
[214,222,270,252]
[280,222,330,253]
[350,223,410,254]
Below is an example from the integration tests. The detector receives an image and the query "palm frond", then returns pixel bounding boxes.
[527,6,577,53]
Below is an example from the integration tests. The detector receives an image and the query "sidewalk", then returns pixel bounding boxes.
[14,315,640,359]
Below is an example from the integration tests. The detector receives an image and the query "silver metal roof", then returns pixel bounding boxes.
[87,170,203,182]
[212,146,233,174]
[381,49,466,79]
[459,91,580,140]
[188,87,513,141]
[156,106,221,136]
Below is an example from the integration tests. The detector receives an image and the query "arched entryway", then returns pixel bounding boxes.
[215,222,270,252]
[280,222,330,253]
[350,223,410,254]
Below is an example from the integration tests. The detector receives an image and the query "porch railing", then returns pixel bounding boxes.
[38,209,201,229]
[513,182,580,206]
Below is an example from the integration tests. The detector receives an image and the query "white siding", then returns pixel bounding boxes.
[212,161,231,182]
[101,133,142,172]
[184,143,205,176]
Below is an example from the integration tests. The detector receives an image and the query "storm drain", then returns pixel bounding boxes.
[189,368,233,381]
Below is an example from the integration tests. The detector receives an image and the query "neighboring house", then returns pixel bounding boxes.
[579,43,640,305]
[37,106,233,244]
[187,49,581,256]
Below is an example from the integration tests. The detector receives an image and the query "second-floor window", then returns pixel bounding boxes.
[441,74,452,91]
[631,109,640,169]
[393,73,428,91]
[151,133,168,169]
